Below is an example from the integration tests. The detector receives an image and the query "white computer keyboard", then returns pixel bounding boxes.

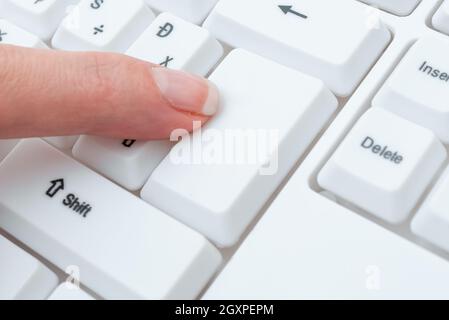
[1,0,449,300]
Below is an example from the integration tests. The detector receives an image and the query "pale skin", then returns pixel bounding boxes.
[0,45,219,140]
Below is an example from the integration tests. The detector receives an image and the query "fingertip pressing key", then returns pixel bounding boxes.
[151,67,220,116]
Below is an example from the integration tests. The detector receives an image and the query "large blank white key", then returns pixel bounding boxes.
[412,167,449,253]
[433,1,449,36]
[0,19,47,47]
[141,49,337,247]
[73,137,173,191]
[359,0,421,15]
[52,0,155,52]
[204,179,449,299]
[0,139,221,299]
[318,108,446,224]
[144,0,218,24]
[48,283,94,300]
[0,0,79,41]
[0,235,58,300]
[373,37,449,144]
[203,0,391,96]
[127,12,223,76]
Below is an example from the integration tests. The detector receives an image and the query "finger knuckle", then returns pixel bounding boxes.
[83,52,135,104]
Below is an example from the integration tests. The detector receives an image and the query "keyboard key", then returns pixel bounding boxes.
[52,0,155,52]
[0,0,79,41]
[141,49,338,247]
[203,0,391,96]
[0,235,58,300]
[0,19,47,47]
[73,136,173,190]
[204,174,449,299]
[0,139,221,299]
[358,0,421,16]
[318,108,446,224]
[48,283,94,300]
[127,12,223,76]
[412,167,449,253]
[433,1,449,35]
[144,0,219,24]
[373,37,449,144]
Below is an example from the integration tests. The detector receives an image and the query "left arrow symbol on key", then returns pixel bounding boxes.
[278,5,308,19]
[46,179,65,198]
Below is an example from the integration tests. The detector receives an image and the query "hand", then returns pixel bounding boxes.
[0,45,219,140]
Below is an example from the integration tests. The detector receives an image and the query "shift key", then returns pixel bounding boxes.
[0,139,221,299]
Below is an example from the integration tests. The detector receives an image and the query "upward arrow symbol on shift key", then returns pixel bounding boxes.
[46,179,65,198]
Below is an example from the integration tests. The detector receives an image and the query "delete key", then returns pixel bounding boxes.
[318,108,446,224]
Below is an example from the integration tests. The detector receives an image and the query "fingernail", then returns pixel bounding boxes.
[151,67,219,116]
